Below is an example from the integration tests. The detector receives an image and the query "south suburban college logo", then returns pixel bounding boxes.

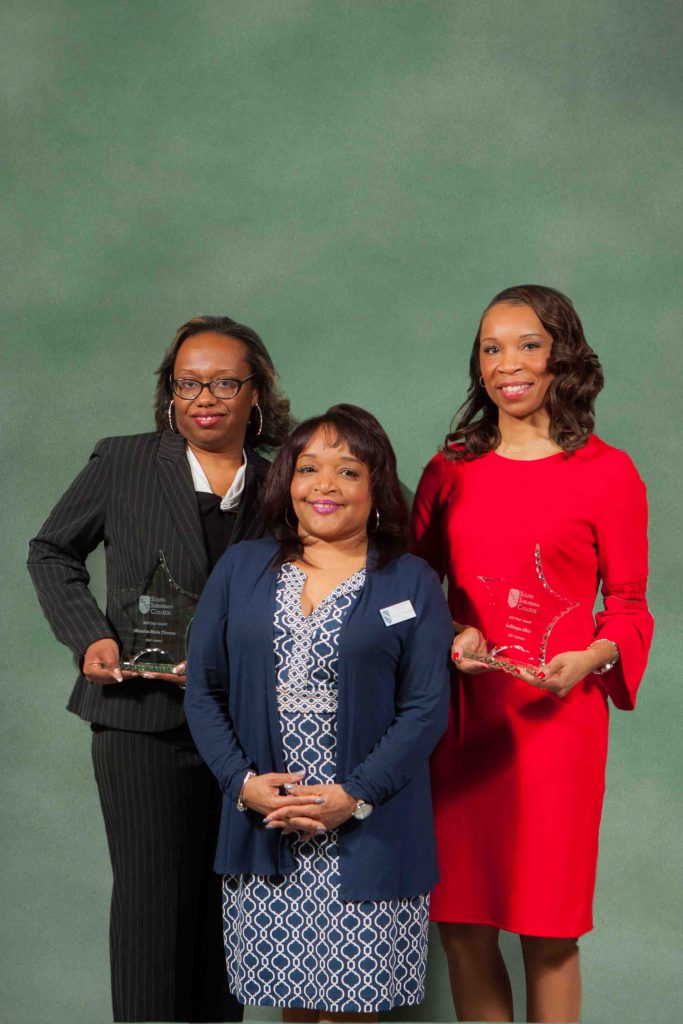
[507,588,521,608]
[138,595,151,614]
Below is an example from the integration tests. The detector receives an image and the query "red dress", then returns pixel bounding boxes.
[411,436,653,937]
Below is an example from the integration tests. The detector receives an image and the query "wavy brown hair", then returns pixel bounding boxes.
[443,284,604,460]
[154,315,291,448]
[260,404,409,570]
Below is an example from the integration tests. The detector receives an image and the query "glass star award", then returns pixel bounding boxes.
[462,545,579,677]
[117,552,199,674]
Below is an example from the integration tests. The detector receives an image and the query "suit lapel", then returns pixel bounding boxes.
[156,431,209,580]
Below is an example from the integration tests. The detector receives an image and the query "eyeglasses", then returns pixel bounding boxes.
[170,374,255,401]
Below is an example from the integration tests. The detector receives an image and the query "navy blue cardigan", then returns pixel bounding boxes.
[185,537,454,901]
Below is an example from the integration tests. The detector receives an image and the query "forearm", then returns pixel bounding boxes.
[343,696,448,805]
[27,441,112,661]
[184,684,252,798]
[28,545,115,662]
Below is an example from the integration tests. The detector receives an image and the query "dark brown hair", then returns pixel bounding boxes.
[260,404,409,569]
[444,284,604,460]
[154,315,292,448]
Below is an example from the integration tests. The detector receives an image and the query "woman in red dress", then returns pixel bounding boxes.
[411,285,653,1023]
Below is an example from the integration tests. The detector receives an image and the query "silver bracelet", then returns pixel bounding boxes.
[236,770,257,811]
[588,639,620,675]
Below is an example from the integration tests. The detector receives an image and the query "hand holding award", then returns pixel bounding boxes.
[116,551,198,686]
[455,544,579,684]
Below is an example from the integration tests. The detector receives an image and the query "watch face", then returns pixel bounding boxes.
[353,800,373,820]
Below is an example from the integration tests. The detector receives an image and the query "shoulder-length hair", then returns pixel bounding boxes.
[443,284,604,460]
[260,404,408,570]
[154,315,292,448]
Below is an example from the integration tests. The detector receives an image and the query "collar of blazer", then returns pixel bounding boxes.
[156,429,271,581]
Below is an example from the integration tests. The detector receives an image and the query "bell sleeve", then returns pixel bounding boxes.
[593,452,654,710]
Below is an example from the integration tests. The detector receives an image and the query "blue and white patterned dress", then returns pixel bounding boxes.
[222,563,430,1013]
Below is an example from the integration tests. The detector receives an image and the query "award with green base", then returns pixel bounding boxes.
[117,552,199,675]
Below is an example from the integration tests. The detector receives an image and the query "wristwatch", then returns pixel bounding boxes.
[352,799,374,820]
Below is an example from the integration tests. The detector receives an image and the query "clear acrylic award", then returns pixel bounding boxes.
[462,545,579,677]
[117,552,199,674]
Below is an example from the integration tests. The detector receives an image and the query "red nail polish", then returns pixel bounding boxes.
[452,651,461,661]
[537,671,546,680]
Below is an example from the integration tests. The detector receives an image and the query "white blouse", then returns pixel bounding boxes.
[185,446,247,512]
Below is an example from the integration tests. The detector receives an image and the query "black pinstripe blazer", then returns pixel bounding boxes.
[27,430,270,732]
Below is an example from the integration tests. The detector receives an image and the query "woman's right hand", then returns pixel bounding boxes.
[241,772,326,819]
[83,639,137,684]
[451,626,491,674]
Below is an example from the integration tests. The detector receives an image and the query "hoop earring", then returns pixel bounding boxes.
[284,508,297,530]
[167,399,178,433]
[251,403,263,438]
[369,508,380,533]
[479,375,485,387]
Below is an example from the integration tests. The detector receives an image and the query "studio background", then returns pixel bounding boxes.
[2,2,681,1022]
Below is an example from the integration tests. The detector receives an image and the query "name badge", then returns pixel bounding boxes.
[380,600,416,626]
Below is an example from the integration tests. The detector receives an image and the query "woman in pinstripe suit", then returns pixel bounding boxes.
[28,315,291,1023]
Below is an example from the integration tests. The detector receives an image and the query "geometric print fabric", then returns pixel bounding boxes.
[222,563,429,1011]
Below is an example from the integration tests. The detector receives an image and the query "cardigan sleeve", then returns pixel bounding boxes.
[27,438,117,664]
[593,453,654,710]
[410,453,450,581]
[184,552,254,800]
[343,565,453,805]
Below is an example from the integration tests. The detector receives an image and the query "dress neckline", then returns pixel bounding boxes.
[487,434,596,465]
[490,449,567,464]
[282,562,366,619]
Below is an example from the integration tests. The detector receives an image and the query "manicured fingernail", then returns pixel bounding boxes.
[452,651,460,661]
[537,671,546,680]
[316,826,326,832]
[314,798,325,804]
[142,672,154,679]
[283,783,294,790]
[265,823,277,829]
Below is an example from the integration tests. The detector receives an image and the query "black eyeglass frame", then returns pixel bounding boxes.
[170,373,256,400]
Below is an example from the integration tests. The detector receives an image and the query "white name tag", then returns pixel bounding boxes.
[380,600,416,626]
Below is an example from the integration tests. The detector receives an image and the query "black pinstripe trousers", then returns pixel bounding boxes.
[91,725,242,1023]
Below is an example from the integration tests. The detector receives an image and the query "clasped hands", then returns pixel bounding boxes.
[452,627,610,699]
[241,772,357,841]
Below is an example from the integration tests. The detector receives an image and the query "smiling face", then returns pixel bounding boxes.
[478,302,555,420]
[172,331,258,452]
[290,427,373,544]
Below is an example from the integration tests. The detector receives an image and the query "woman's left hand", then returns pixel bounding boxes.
[263,783,357,838]
[523,649,606,698]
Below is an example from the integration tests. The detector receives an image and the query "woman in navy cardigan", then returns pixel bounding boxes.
[185,404,454,1020]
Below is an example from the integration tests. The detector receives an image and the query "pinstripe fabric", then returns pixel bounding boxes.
[27,430,269,732]
[92,725,242,1023]
[28,429,268,1022]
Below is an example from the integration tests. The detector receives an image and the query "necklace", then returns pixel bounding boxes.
[497,435,551,455]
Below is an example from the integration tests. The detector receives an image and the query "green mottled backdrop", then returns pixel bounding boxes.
[2,2,681,1022]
